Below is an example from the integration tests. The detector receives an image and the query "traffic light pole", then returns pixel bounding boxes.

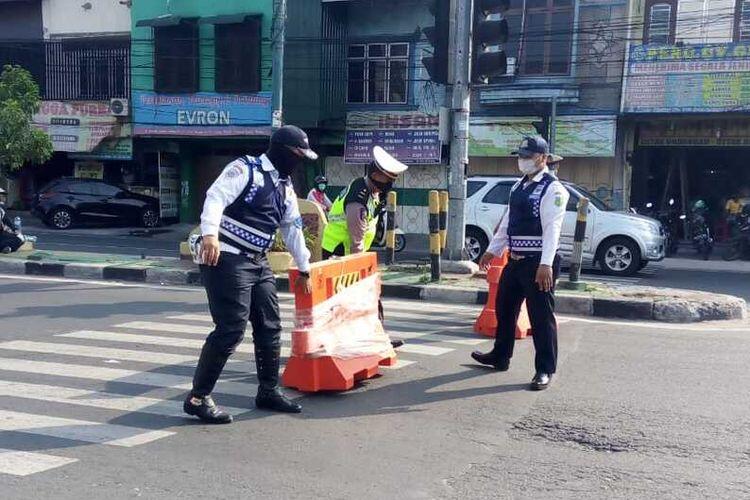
[271,0,286,129]
[445,0,473,261]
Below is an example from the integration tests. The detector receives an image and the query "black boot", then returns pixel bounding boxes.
[191,342,230,397]
[255,346,302,413]
[471,349,510,371]
[183,394,233,424]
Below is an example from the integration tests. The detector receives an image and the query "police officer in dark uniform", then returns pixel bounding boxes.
[184,125,317,423]
[471,136,569,390]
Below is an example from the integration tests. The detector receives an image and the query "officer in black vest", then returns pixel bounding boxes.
[184,125,317,423]
[471,136,569,391]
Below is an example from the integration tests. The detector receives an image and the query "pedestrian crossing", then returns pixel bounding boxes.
[0,294,486,477]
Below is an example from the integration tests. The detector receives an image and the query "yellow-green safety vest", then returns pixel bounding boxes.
[322,180,378,254]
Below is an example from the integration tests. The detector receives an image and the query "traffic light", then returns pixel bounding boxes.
[472,0,510,84]
[422,0,450,85]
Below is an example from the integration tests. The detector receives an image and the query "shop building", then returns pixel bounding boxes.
[131,0,276,223]
[621,0,750,238]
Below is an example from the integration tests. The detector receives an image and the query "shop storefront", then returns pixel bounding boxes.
[623,42,750,240]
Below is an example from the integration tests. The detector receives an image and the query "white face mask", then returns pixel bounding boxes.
[518,158,539,175]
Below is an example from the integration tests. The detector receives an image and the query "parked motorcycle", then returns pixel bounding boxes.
[682,200,713,260]
[722,208,750,261]
[642,199,679,256]
[372,206,406,253]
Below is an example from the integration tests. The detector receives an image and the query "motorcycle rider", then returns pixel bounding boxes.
[0,188,23,253]
[306,175,332,212]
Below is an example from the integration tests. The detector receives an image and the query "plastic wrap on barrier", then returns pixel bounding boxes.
[291,273,395,359]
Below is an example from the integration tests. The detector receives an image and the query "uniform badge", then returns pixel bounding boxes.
[555,195,563,207]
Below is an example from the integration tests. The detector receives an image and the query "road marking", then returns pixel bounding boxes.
[380,359,416,369]
[0,357,257,397]
[0,409,174,447]
[0,449,78,477]
[115,321,210,335]
[0,340,196,365]
[438,338,488,346]
[0,381,247,417]
[561,316,750,332]
[396,344,454,356]
[59,330,254,355]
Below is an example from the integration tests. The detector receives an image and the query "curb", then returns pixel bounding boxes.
[0,256,746,323]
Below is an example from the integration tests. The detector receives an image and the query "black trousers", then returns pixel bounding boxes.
[494,255,561,374]
[0,232,22,252]
[191,252,282,397]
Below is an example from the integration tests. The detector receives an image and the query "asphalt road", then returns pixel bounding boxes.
[1,275,749,499]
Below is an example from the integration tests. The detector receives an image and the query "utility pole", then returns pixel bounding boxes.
[271,0,286,130]
[445,0,473,261]
[549,96,557,153]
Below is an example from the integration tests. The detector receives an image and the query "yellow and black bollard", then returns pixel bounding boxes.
[429,190,441,281]
[568,197,589,284]
[385,190,397,265]
[439,191,449,254]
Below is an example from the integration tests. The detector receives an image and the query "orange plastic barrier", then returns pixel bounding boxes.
[474,252,533,339]
[282,253,397,392]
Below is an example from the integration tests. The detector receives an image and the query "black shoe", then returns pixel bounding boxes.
[256,388,302,413]
[390,339,404,349]
[471,350,510,371]
[530,373,551,391]
[183,394,233,424]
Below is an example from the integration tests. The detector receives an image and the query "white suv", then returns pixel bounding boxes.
[465,176,665,276]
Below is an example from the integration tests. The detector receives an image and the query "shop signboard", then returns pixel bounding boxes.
[133,91,273,137]
[638,119,750,147]
[74,161,104,180]
[158,152,180,219]
[468,118,537,156]
[555,116,616,157]
[623,42,750,113]
[344,111,441,164]
[34,101,130,155]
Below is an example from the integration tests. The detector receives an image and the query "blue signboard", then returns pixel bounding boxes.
[133,90,273,137]
[345,129,441,164]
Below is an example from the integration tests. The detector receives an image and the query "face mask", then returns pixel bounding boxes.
[317,184,327,192]
[370,178,392,192]
[267,143,303,178]
[518,158,539,175]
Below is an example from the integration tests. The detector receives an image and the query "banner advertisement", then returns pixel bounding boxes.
[555,116,616,157]
[344,111,441,164]
[133,91,273,137]
[34,101,130,156]
[638,119,750,147]
[468,118,537,157]
[73,161,104,180]
[623,43,750,113]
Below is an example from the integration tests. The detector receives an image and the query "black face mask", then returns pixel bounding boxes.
[267,143,303,178]
[370,177,392,192]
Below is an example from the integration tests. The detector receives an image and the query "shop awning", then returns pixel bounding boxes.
[199,14,260,25]
[136,15,184,28]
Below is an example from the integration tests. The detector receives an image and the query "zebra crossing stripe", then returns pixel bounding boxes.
[0,340,196,365]
[396,344,454,356]
[0,449,78,477]
[115,321,209,335]
[0,409,175,447]
[0,357,258,398]
[380,359,416,370]
[0,381,248,417]
[58,330,255,355]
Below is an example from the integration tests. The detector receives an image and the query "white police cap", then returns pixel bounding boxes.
[372,146,408,179]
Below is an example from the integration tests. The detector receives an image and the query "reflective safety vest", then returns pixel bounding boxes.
[322,179,378,254]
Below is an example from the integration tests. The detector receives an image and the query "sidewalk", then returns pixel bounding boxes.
[0,249,745,324]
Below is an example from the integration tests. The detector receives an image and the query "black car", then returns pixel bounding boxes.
[32,178,160,230]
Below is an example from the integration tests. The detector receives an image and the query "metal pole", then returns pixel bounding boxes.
[271,0,286,129]
[385,191,397,265]
[445,0,473,261]
[549,96,557,151]
[568,197,589,284]
[429,190,441,281]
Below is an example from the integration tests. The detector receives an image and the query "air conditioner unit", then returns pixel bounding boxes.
[109,98,129,117]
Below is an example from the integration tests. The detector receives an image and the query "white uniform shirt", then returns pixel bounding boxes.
[486,167,569,266]
[200,154,311,273]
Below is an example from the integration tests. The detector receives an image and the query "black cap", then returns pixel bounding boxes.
[511,136,550,157]
[270,125,318,160]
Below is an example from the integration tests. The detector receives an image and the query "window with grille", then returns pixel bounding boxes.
[154,21,199,93]
[735,0,750,41]
[645,1,676,44]
[504,0,574,76]
[347,42,409,104]
[215,18,261,93]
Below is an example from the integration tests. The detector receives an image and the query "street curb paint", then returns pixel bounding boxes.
[593,297,654,320]
[102,267,147,282]
[25,262,65,277]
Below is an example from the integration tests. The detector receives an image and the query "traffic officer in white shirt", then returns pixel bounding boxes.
[471,136,569,391]
[184,125,316,423]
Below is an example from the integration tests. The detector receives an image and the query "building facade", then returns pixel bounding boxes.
[131,0,276,223]
[621,0,750,236]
